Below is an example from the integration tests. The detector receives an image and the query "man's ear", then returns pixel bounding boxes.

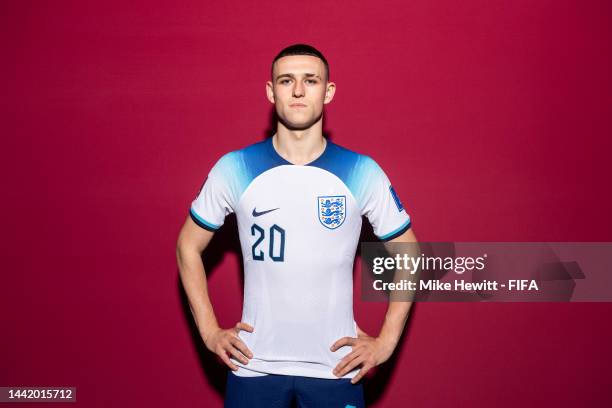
[324,81,336,104]
[266,81,275,104]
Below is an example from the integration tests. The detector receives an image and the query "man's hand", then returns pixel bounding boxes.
[204,322,254,371]
[330,330,395,384]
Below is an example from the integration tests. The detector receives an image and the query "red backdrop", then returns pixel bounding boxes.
[2,1,612,407]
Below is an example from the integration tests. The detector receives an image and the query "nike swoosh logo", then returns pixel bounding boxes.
[252,207,279,217]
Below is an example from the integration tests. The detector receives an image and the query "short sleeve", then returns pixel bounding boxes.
[189,152,241,231]
[352,156,412,241]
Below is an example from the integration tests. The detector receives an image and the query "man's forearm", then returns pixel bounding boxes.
[377,301,412,351]
[176,247,220,343]
[377,229,419,351]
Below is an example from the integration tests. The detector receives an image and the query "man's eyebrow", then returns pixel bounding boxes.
[275,73,321,80]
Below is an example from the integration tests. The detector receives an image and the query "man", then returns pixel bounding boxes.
[176,44,417,408]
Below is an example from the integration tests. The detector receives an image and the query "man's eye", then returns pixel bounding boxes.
[279,79,291,85]
[305,79,317,84]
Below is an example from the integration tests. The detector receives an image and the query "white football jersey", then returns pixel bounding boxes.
[190,137,411,379]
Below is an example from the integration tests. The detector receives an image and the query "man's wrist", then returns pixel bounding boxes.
[200,324,221,346]
[376,333,399,353]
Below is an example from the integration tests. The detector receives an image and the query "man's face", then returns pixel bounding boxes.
[266,55,336,131]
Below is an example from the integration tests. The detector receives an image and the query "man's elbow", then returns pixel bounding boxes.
[176,241,185,264]
[176,235,198,267]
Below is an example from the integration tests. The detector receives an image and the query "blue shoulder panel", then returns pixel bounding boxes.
[215,138,289,203]
[217,137,375,207]
[308,140,375,208]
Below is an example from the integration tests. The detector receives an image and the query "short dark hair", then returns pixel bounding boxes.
[271,44,329,80]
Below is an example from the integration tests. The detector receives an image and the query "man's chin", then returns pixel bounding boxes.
[278,114,322,131]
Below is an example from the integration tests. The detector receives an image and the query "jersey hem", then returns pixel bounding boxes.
[232,359,357,380]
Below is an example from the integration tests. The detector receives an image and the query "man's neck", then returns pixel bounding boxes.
[273,121,326,165]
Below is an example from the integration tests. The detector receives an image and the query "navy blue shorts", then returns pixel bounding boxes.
[224,371,365,408]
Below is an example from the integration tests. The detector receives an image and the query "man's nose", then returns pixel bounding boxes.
[292,81,304,97]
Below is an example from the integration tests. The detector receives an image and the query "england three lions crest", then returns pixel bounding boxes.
[318,195,346,230]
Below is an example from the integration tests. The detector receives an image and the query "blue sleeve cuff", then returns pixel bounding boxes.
[378,219,412,242]
[189,208,221,232]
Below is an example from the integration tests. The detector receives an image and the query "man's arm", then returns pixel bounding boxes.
[374,226,418,355]
[176,216,253,370]
[331,227,418,383]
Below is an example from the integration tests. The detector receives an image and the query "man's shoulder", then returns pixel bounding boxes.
[326,139,363,159]
[216,139,269,162]
[321,139,381,175]
[209,138,283,185]
[210,138,272,173]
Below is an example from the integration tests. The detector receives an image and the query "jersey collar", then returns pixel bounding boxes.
[266,136,331,167]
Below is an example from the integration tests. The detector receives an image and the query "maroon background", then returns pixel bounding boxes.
[2,1,612,407]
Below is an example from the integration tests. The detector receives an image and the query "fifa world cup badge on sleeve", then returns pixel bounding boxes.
[389,185,405,212]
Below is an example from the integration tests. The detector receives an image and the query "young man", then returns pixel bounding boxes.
[176,44,417,408]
